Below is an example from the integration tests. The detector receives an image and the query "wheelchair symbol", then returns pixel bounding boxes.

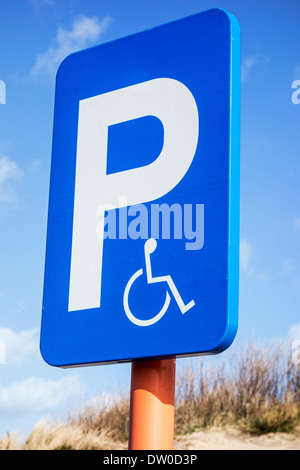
[123,238,195,326]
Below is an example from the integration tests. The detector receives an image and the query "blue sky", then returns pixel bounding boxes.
[0,0,299,438]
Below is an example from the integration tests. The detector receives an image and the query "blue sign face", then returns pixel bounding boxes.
[40,9,240,367]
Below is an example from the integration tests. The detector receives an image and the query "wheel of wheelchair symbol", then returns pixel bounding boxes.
[123,268,171,327]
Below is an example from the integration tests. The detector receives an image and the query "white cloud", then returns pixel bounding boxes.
[80,392,121,413]
[288,323,300,341]
[241,56,259,83]
[294,217,300,229]
[0,326,38,364]
[0,156,23,202]
[31,14,112,77]
[240,238,253,271]
[0,375,84,416]
[280,258,294,276]
[14,299,26,314]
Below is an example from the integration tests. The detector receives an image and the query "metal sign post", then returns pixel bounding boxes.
[128,359,176,450]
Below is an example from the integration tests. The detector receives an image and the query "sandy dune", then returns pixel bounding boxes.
[174,427,300,450]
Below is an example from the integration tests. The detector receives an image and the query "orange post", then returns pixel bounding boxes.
[128,358,176,450]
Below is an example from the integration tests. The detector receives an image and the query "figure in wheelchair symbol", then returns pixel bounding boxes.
[123,238,195,326]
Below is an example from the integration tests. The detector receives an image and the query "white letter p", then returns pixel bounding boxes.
[68,78,199,312]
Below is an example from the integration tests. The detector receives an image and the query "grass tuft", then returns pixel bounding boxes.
[175,340,300,435]
[0,339,299,449]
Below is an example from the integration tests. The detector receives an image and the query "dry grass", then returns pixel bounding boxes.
[0,431,21,450]
[0,340,299,449]
[66,394,130,444]
[23,420,126,450]
[175,340,300,435]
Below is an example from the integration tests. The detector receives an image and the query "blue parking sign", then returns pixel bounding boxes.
[40,9,240,367]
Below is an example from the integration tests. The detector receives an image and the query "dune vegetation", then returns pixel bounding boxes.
[0,340,299,450]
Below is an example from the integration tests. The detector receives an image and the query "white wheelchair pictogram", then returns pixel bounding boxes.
[123,238,195,326]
